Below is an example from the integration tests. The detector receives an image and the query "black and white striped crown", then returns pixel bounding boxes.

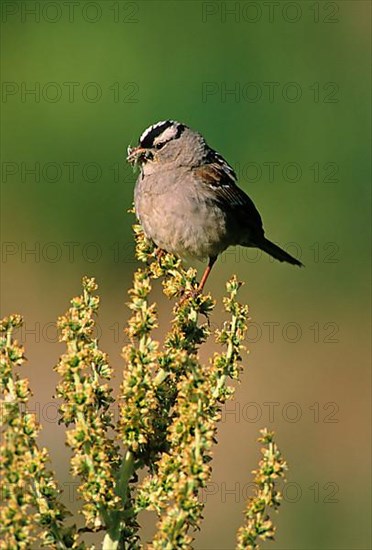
[139,120,186,148]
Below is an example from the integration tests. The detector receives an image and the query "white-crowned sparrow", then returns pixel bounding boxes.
[127,120,303,290]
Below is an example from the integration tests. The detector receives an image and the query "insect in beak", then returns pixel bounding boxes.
[126,146,153,165]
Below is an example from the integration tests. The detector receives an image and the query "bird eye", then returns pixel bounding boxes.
[154,141,167,150]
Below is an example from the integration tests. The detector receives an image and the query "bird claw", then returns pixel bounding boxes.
[177,287,211,320]
[179,286,201,303]
[155,248,165,261]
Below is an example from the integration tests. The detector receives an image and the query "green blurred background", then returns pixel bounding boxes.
[1,1,370,548]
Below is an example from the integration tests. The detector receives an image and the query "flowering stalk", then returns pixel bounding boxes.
[0,315,79,549]
[55,277,122,540]
[236,429,288,550]
[134,269,249,549]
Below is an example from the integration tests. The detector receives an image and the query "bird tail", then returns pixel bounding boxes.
[258,238,304,267]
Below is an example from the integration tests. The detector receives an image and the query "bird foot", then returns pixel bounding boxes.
[155,248,165,261]
[179,286,201,303]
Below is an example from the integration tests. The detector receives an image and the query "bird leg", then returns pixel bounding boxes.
[155,247,165,261]
[198,256,217,292]
[179,256,217,304]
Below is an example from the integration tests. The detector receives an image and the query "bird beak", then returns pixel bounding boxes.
[126,146,148,165]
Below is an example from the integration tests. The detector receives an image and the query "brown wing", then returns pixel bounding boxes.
[193,162,264,233]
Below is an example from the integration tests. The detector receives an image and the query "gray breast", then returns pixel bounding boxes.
[134,169,231,260]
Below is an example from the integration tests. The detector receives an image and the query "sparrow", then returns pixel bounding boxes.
[127,120,303,290]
